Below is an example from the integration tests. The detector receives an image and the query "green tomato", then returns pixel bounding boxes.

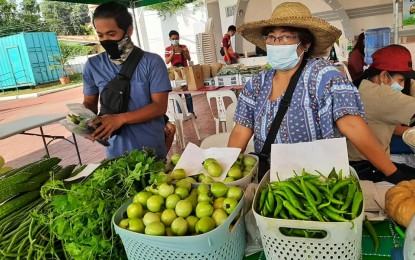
[212,208,228,227]
[160,209,177,227]
[197,183,210,194]
[203,158,217,170]
[186,215,199,234]
[222,177,235,184]
[128,218,145,233]
[158,183,175,198]
[227,186,244,201]
[146,195,164,212]
[243,156,257,167]
[175,200,193,218]
[202,175,214,183]
[142,212,161,227]
[165,194,181,209]
[227,167,243,180]
[126,202,144,219]
[133,191,152,208]
[171,153,181,165]
[207,162,222,177]
[174,186,189,199]
[195,216,215,234]
[210,182,229,198]
[176,179,192,192]
[213,197,225,210]
[223,197,238,215]
[197,191,213,203]
[118,218,129,229]
[171,217,188,236]
[171,169,187,180]
[195,201,214,218]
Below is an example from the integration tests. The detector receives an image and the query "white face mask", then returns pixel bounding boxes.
[266,43,303,70]
[171,39,179,45]
[387,73,404,92]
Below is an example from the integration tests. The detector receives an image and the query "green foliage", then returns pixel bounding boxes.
[147,0,199,18]
[49,42,93,77]
[39,149,164,259]
[39,1,90,35]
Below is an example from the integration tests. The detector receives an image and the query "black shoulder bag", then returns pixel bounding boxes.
[255,59,307,181]
[99,47,144,135]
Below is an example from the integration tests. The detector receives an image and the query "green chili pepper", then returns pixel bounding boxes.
[319,187,344,205]
[304,181,322,204]
[271,181,303,196]
[282,200,309,220]
[364,216,379,253]
[317,200,331,210]
[330,178,353,194]
[273,195,283,218]
[274,189,289,200]
[259,188,268,211]
[262,201,269,217]
[266,187,275,213]
[321,207,350,222]
[281,187,303,210]
[326,204,347,214]
[338,169,343,181]
[279,207,289,219]
[340,184,357,211]
[351,190,363,219]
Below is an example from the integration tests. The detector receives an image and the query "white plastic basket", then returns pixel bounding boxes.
[403,127,415,153]
[253,170,363,260]
[113,194,246,260]
[226,154,258,189]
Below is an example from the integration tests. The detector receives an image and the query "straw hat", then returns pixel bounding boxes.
[238,2,342,56]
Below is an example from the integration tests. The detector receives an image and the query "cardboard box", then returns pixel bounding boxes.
[184,65,204,91]
[203,77,216,86]
[215,74,240,87]
[170,80,187,91]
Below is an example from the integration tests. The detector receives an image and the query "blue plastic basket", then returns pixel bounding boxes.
[113,195,246,260]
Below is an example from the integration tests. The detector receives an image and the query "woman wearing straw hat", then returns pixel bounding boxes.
[228,2,406,184]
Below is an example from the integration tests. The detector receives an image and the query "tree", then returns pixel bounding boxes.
[40,1,90,35]
[147,0,199,19]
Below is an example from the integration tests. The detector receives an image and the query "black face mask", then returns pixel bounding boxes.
[100,38,123,59]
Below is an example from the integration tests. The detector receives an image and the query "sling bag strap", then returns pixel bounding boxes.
[259,58,308,158]
[118,46,144,79]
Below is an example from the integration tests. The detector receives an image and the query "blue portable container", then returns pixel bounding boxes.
[0,32,61,91]
[364,27,391,65]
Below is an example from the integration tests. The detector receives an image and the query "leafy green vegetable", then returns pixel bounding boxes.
[39,149,164,259]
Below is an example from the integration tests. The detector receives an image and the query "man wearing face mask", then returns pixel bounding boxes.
[165,30,195,116]
[82,1,172,159]
[348,44,415,181]
[228,2,409,184]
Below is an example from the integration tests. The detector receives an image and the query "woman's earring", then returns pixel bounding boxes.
[304,49,308,52]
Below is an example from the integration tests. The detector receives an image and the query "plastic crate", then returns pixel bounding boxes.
[113,193,246,260]
[253,170,363,260]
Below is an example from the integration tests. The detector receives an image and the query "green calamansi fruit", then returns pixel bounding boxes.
[118,218,130,229]
[186,215,199,234]
[127,202,145,219]
[171,153,181,165]
[176,179,192,192]
[203,158,217,170]
[133,191,153,208]
[195,201,214,218]
[142,212,161,226]
[213,197,225,209]
[195,217,215,234]
[223,197,238,215]
[128,218,145,233]
[160,209,177,227]
[158,183,175,198]
[212,208,228,227]
[171,217,188,236]
[197,191,213,203]
[227,186,244,201]
[223,177,235,184]
[165,194,181,209]
[197,183,210,194]
[210,182,229,198]
[145,222,165,236]
[227,166,243,180]
[207,162,222,177]
[171,169,187,180]
[243,156,257,167]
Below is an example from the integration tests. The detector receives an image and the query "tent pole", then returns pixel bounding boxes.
[131,1,141,48]
[394,0,399,44]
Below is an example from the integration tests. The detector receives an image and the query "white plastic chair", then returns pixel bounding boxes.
[206,90,237,134]
[166,93,201,149]
[200,132,255,154]
[225,102,237,133]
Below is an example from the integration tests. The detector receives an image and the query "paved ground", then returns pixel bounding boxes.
[0,86,229,168]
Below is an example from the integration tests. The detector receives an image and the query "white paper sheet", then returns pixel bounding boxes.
[173,142,241,181]
[269,138,350,182]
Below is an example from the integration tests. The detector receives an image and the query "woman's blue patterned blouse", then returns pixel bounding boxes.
[234,59,365,153]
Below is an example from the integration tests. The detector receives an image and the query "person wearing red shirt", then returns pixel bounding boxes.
[348,33,366,86]
[222,25,238,64]
[165,30,195,116]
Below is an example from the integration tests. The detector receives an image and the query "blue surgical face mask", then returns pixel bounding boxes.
[387,73,404,92]
[266,43,303,70]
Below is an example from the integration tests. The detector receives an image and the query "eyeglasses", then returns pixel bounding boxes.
[262,35,298,44]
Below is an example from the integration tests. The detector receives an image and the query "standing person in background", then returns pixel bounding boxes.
[222,25,238,64]
[165,30,195,117]
[83,1,171,159]
[348,32,366,86]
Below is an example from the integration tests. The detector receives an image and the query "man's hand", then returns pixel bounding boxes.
[173,45,183,54]
[89,114,124,140]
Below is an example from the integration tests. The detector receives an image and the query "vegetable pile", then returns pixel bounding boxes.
[37,149,164,260]
[0,157,77,259]
[256,168,362,238]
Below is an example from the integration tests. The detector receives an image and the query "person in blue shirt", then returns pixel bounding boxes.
[228,2,405,183]
[82,1,172,159]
